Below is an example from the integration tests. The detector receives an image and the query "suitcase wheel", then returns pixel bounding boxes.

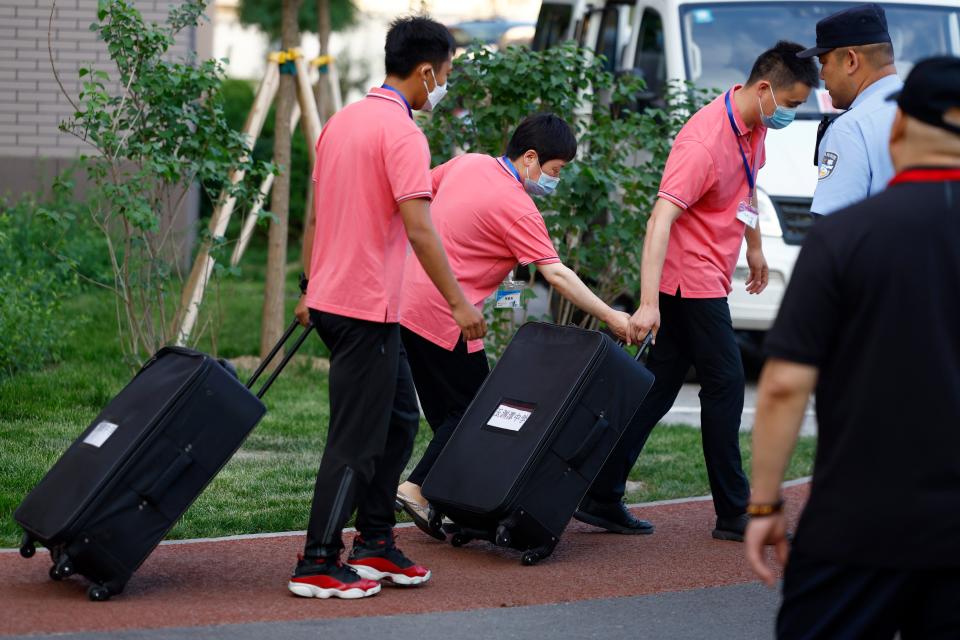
[18,536,35,559]
[427,507,444,535]
[450,532,472,547]
[521,541,556,566]
[49,556,75,581]
[494,525,512,548]
[88,585,111,602]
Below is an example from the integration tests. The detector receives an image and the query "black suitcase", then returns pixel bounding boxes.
[14,319,313,601]
[421,322,655,565]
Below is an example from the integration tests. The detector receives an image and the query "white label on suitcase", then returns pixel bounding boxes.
[83,421,118,448]
[487,403,533,431]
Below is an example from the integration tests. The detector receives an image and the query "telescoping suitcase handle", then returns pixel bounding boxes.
[634,332,654,361]
[245,318,314,399]
[619,331,654,362]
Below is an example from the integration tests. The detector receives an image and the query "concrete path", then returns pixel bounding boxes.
[18,582,781,640]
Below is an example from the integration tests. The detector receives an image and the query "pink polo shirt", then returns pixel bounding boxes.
[657,85,767,298]
[399,154,561,353]
[304,87,432,323]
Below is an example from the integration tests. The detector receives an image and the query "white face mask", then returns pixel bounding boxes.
[419,67,447,112]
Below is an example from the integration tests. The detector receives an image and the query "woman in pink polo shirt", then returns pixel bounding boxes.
[394,114,631,539]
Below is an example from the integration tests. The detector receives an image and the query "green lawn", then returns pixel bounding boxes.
[0,260,815,547]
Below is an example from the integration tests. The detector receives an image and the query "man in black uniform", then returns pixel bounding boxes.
[745,56,960,638]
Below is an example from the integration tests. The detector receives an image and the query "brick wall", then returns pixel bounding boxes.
[0,0,195,161]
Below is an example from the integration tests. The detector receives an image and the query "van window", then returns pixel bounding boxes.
[635,8,666,98]
[596,7,620,71]
[532,3,574,51]
[680,2,960,116]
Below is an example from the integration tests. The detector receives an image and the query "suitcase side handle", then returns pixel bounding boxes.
[245,318,315,399]
[142,450,193,505]
[566,412,610,469]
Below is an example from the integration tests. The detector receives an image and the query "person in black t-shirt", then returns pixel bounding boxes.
[744,56,960,638]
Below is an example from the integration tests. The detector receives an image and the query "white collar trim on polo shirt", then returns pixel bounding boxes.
[367,88,409,112]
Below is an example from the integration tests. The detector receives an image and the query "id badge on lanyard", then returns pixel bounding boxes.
[495,271,526,309]
[725,90,760,230]
[736,197,759,229]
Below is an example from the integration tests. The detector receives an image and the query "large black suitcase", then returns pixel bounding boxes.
[421,322,655,565]
[14,319,313,601]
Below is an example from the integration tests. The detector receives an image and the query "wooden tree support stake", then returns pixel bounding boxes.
[175,47,337,347]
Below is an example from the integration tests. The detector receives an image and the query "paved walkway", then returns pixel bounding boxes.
[19,583,781,640]
[0,482,808,639]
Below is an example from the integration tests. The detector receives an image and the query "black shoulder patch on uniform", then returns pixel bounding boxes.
[818,152,839,180]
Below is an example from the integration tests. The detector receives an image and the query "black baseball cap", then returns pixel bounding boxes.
[797,3,891,59]
[887,56,960,135]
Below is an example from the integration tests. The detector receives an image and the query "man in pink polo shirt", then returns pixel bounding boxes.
[392,114,632,539]
[575,42,819,541]
[287,17,485,600]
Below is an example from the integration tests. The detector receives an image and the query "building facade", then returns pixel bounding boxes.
[0,0,212,200]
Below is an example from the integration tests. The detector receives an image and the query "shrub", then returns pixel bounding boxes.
[0,174,108,378]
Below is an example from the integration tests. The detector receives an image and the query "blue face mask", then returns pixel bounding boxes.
[758,88,797,130]
[523,160,560,196]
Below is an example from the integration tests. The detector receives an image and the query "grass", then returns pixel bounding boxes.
[0,251,816,547]
[627,424,815,502]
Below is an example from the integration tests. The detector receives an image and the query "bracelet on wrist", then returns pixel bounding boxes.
[746,499,784,517]
[299,272,309,295]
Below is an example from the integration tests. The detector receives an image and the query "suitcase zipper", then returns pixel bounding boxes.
[428,326,609,515]
[506,341,607,504]
[497,335,609,512]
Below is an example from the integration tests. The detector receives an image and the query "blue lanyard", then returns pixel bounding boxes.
[501,156,522,183]
[724,90,756,194]
[380,84,412,119]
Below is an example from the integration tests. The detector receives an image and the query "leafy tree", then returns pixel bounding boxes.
[238,0,355,39]
[55,0,275,367]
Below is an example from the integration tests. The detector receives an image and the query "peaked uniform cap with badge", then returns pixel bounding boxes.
[798,3,892,58]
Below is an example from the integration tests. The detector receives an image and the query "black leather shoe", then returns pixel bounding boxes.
[712,514,749,542]
[574,497,655,535]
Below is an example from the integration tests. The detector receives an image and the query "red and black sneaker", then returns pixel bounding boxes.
[346,534,431,586]
[287,554,381,599]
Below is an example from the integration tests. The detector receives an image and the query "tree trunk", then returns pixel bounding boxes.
[315,0,335,121]
[260,0,301,361]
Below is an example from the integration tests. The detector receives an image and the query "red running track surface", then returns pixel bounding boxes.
[0,483,808,636]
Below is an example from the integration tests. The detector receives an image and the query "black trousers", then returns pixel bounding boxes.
[303,310,420,557]
[587,291,749,517]
[401,327,490,487]
[778,549,960,639]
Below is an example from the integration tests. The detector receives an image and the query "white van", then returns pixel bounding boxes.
[533,0,960,358]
